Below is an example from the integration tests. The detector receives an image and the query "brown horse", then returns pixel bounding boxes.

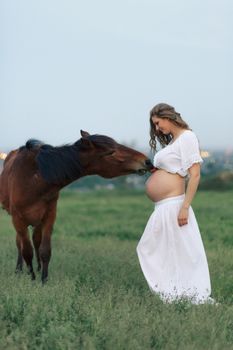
[0,130,153,283]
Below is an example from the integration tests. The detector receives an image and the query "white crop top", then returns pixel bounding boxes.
[153,130,203,177]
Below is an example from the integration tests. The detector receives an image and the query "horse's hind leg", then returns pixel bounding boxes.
[33,225,42,272]
[15,233,23,273]
[12,215,35,280]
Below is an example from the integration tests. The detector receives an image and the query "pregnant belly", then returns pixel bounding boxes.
[145,169,185,202]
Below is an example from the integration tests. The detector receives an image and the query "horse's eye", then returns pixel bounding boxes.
[101,150,115,157]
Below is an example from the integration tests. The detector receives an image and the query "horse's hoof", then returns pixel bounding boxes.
[41,276,48,285]
[15,268,23,274]
[31,272,36,280]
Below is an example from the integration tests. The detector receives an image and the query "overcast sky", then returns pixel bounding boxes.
[1,0,232,153]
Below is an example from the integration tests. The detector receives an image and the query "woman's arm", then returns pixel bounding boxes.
[178,163,201,226]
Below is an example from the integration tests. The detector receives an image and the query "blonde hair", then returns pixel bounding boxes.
[149,103,190,151]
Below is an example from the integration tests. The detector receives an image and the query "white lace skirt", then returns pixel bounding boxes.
[137,194,212,304]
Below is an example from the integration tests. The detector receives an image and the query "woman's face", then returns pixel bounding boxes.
[151,116,172,135]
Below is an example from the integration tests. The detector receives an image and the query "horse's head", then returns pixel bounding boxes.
[77,130,154,178]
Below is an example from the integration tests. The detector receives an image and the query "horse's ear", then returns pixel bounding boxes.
[80,130,90,138]
[81,138,93,148]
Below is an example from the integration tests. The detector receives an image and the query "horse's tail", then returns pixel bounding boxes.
[19,139,45,151]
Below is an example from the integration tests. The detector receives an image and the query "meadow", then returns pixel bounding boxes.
[0,189,233,349]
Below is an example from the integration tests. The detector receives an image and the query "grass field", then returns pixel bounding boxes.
[0,189,233,349]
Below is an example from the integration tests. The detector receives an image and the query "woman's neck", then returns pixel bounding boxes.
[171,128,187,141]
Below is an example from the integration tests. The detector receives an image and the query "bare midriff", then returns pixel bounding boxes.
[145,169,185,202]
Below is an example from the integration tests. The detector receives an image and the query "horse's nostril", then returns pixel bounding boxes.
[145,159,153,168]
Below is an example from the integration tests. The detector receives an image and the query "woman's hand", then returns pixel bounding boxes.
[178,163,201,227]
[178,207,189,226]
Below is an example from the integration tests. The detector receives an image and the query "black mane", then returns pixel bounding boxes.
[36,143,83,184]
[21,139,83,184]
[19,139,45,151]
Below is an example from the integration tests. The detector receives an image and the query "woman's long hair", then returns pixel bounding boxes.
[149,103,190,152]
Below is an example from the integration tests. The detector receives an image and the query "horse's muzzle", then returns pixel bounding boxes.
[136,159,155,175]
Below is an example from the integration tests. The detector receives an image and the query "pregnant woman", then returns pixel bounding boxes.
[137,103,212,304]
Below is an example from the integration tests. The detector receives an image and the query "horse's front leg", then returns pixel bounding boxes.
[40,203,57,284]
[32,225,42,272]
[15,233,23,273]
[12,215,35,280]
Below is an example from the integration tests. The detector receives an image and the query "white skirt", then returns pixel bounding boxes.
[137,194,212,304]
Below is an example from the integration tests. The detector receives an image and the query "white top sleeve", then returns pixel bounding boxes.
[179,131,203,173]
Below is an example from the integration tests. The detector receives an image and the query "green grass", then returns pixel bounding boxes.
[0,190,233,349]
